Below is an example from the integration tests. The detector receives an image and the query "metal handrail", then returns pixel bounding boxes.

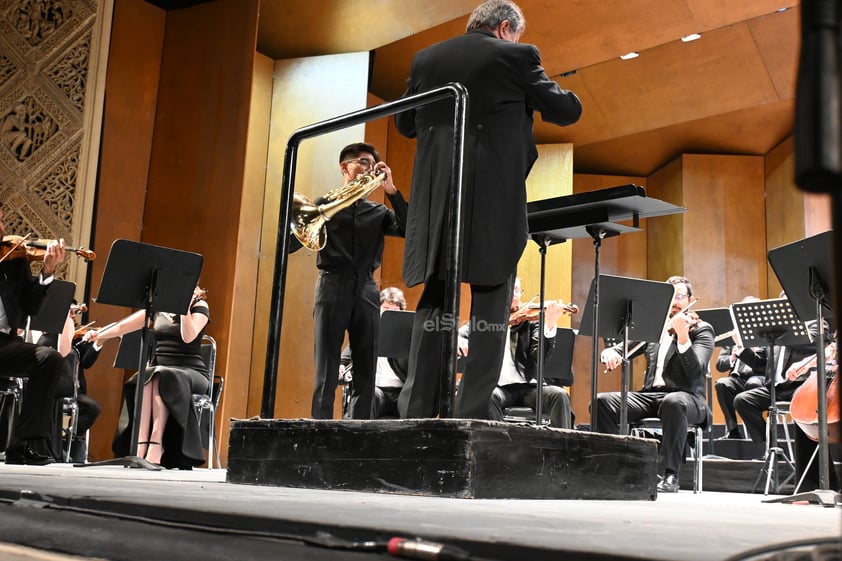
[261,82,469,418]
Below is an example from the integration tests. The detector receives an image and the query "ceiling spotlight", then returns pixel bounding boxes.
[681,33,701,42]
[619,52,639,60]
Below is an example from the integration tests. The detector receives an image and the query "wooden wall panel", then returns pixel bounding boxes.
[85,0,165,464]
[255,52,370,419]
[222,50,274,460]
[681,154,767,307]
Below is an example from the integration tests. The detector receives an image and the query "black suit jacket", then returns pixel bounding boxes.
[396,29,582,286]
[618,321,715,397]
[508,320,556,384]
[0,258,49,330]
[736,320,819,388]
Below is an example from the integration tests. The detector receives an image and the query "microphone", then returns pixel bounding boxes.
[794,0,842,192]
[387,537,471,561]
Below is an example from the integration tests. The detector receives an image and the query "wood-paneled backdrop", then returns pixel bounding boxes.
[4,0,831,465]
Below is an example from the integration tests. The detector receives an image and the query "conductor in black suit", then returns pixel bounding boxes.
[0,209,66,464]
[595,276,714,493]
[395,0,582,419]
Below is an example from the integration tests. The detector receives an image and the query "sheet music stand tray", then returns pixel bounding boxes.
[80,239,202,470]
[29,279,75,334]
[766,231,839,506]
[730,298,811,496]
[527,184,685,429]
[579,275,674,434]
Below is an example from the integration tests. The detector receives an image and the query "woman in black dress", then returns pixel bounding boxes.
[95,286,209,468]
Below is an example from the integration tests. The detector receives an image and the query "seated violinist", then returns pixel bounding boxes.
[0,212,66,465]
[459,277,573,429]
[595,275,714,494]
[39,302,102,463]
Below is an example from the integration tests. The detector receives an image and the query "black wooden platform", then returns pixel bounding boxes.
[226,418,658,500]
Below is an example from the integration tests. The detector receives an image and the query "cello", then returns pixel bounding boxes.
[789,343,839,443]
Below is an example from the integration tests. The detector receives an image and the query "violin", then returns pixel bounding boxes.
[191,287,208,307]
[508,300,579,327]
[667,310,700,336]
[73,321,96,340]
[0,234,96,263]
[70,302,88,314]
[667,299,700,337]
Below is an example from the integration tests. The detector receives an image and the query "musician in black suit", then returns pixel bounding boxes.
[395,0,582,419]
[733,321,820,445]
[595,276,714,493]
[459,277,573,428]
[291,143,408,420]
[0,209,66,464]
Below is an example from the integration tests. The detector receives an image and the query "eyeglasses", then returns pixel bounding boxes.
[344,157,375,169]
[674,293,690,301]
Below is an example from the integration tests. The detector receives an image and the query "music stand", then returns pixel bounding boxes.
[579,275,674,434]
[766,231,839,506]
[379,311,414,358]
[112,330,148,370]
[29,279,75,334]
[81,239,202,470]
[527,184,684,429]
[543,327,576,388]
[730,298,811,495]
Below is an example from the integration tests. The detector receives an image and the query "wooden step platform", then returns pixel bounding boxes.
[226,418,658,500]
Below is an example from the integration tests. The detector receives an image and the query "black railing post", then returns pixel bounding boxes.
[261,83,469,418]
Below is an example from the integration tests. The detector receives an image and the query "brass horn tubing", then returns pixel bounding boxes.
[317,171,385,222]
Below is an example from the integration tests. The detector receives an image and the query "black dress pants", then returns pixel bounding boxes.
[595,390,707,475]
[0,333,62,445]
[311,271,379,419]
[399,273,514,419]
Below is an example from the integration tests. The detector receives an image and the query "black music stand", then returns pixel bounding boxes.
[730,298,811,495]
[29,279,75,334]
[579,275,674,434]
[766,231,839,506]
[80,239,202,470]
[113,330,148,370]
[528,184,684,429]
[379,311,414,358]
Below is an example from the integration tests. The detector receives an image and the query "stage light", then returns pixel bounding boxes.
[619,52,639,60]
[681,33,701,42]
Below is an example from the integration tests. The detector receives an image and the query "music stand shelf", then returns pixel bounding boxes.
[730,298,810,496]
[527,184,685,431]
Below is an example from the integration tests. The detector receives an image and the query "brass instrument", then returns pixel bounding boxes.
[291,169,386,251]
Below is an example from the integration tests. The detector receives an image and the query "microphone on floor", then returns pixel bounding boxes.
[387,537,473,561]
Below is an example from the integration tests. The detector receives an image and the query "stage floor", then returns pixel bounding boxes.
[0,463,837,561]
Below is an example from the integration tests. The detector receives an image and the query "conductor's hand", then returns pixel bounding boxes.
[601,348,623,372]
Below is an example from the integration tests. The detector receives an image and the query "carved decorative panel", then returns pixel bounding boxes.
[0,0,97,269]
